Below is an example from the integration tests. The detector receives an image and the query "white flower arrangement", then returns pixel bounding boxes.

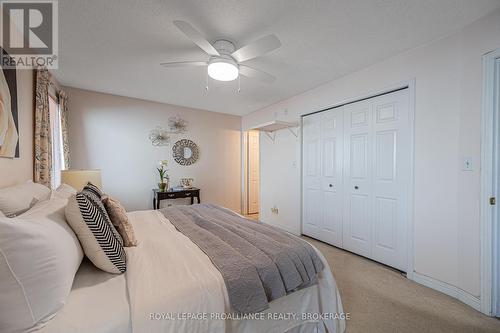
[157,160,169,184]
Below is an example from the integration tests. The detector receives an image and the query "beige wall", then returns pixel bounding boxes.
[65,87,242,212]
[0,69,33,187]
[242,9,500,299]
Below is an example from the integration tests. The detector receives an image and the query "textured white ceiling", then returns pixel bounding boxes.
[53,0,500,115]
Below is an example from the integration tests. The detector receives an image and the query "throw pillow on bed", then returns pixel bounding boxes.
[102,196,138,247]
[0,198,83,333]
[82,181,103,198]
[0,180,51,217]
[51,183,77,200]
[65,183,127,274]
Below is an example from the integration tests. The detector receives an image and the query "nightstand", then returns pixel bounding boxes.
[152,188,201,209]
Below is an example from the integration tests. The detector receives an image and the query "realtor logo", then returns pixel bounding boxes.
[0,0,58,68]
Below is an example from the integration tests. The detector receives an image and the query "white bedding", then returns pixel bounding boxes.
[37,259,131,333]
[38,209,345,333]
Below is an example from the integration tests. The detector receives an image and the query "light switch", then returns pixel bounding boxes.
[462,157,473,171]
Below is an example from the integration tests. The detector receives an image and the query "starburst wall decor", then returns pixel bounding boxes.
[168,116,188,134]
[148,126,171,146]
[148,116,189,147]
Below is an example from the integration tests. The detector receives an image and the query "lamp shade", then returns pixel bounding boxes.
[60,169,102,191]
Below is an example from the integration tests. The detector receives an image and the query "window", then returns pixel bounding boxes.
[48,95,65,189]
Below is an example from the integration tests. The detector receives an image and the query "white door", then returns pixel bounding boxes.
[302,88,410,272]
[370,90,410,271]
[342,99,373,258]
[247,131,260,214]
[320,109,344,247]
[493,57,500,317]
[302,112,323,239]
[302,108,344,246]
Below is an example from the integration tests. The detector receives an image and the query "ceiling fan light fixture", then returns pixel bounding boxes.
[207,58,239,81]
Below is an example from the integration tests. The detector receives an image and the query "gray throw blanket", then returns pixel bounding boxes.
[159,204,324,314]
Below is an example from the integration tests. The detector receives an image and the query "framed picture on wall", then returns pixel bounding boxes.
[0,47,19,158]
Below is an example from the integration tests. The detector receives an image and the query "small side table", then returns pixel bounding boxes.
[152,188,201,210]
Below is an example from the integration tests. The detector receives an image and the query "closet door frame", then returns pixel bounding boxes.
[300,79,416,278]
[480,48,500,316]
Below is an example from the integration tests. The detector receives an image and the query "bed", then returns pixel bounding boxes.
[37,209,346,333]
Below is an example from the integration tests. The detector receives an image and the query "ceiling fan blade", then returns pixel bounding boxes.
[231,34,281,62]
[160,61,207,68]
[239,65,276,83]
[173,20,220,56]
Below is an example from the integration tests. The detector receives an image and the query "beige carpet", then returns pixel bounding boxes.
[304,237,500,333]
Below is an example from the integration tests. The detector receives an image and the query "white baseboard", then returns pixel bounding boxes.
[412,272,481,311]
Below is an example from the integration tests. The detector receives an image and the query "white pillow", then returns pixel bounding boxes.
[0,180,51,217]
[18,196,68,219]
[51,183,77,200]
[14,184,77,217]
[0,198,83,332]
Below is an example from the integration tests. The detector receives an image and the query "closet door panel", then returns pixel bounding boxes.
[374,197,397,250]
[304,188,322,234]
[350,134,369,178]
[320,110,343,246]
[370,90,409,271]
[302,113,322,238]
[303,138,321,237]
[342,101,372,257]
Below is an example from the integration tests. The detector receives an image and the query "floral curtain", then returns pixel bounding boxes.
[58,90,70,169]
[34,68,52,187]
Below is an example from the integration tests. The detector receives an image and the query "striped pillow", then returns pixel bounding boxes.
[65,184,126,274]
[83,181,103,198]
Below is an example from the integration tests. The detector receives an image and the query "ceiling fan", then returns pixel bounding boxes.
[161,20,281,84]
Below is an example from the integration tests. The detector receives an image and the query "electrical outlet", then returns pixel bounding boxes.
[271,206,279,214]
[462,157,473,171]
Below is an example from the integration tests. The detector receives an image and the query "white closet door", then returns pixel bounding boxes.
[370,90,409,271]
[247,131,260,214]
[342,100,373,257]
[320,109,344,246]
[302,88,410,272]
[302,112,323,239]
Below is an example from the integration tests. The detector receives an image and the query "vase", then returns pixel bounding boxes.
[158,182,167,192]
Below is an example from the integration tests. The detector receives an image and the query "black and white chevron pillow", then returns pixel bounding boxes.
[65,184,126,274]
[83,182,103,198]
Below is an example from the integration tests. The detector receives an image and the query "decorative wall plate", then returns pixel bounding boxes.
[172,139,199,166]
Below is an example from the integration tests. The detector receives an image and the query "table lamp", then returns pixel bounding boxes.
[60,169,102,191]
